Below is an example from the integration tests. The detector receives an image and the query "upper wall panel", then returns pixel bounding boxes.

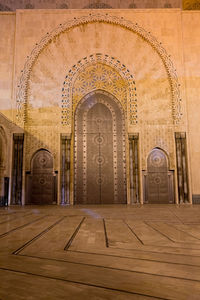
[12,11,185,129]
[0,0,181,11]
[26,21,172,127]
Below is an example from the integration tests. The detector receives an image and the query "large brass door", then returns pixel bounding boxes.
[74,91,126,204]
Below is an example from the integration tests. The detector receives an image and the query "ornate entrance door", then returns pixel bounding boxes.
[74,91,126,204]
[144,148,174,204]
[26,149,56,204]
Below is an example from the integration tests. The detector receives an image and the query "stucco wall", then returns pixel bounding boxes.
[0,12,15,121]
[182,12,200,195]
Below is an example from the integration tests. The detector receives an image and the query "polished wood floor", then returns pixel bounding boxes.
[1,204,200,299]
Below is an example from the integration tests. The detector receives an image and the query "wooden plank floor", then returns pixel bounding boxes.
[0,204,200,299]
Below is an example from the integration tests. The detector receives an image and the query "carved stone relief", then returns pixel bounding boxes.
[183,0,200,9]
[141,125,175,170]
[16,14,182,127]
[62,54,136,127]
[24,126,59,171]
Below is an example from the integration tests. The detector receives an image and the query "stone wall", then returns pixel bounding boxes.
[0,13,15,121]
[182,11,200,195]
[1,8,200,202]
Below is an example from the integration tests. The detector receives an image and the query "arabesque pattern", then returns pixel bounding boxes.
[62,55,136,126]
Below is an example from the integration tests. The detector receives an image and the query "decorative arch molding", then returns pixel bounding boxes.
[75,89,125,117]
[147,147,169,172]
[16,13,182,125]
[62,53,136,126]
[30,148,53,171]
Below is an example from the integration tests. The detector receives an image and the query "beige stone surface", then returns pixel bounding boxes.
[182,12,200,194]
[0,13,15,120]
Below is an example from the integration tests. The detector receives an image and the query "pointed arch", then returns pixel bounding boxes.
[16,13,181,126]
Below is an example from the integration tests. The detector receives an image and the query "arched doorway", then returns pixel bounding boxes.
[74,90,126,204]
[144,148,174,204]
[26,149,57,204]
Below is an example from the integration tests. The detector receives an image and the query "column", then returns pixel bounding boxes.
[129,133,139,204]
[11,133,24,205]
[175,132,189,203]
[60,134,71,205]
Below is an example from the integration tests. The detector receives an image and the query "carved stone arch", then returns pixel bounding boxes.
[144,147,174,203]
[62,54,135,127]
[26,148,57,204]
[75,89,126,116]
[17,13,181,126]
[31,148,54,173]
[147,147,169,172]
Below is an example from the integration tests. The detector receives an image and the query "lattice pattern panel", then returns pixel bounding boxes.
[141,125,175,170]
[62,53,136,126]
[24,126,59,170]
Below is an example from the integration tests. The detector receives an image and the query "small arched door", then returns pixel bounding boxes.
[145,148,174,204]
[26,149,56,204]
[74,91,127,204]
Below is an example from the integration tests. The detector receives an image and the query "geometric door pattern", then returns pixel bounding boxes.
[145,148,174,204]
[26,149,56,204]
[74,90,126,204]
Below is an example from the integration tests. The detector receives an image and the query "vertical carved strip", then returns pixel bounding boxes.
[181,133,188,202]
[175,132,189,203]
[11,133,24,205]
[129,137,134,203]
[112,111,118,203]
[4,177,9,206]
[129,134,139,203]
[134,136,139,203]
[61,135,66,205]
[66,137,71,204]
[83,111,87,203]
[61,134,71,205]
[175,133,183,203]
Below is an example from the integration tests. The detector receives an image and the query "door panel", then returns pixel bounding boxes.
[26,150,56,204]
[145,148,174,204]
[74,91,126,204]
